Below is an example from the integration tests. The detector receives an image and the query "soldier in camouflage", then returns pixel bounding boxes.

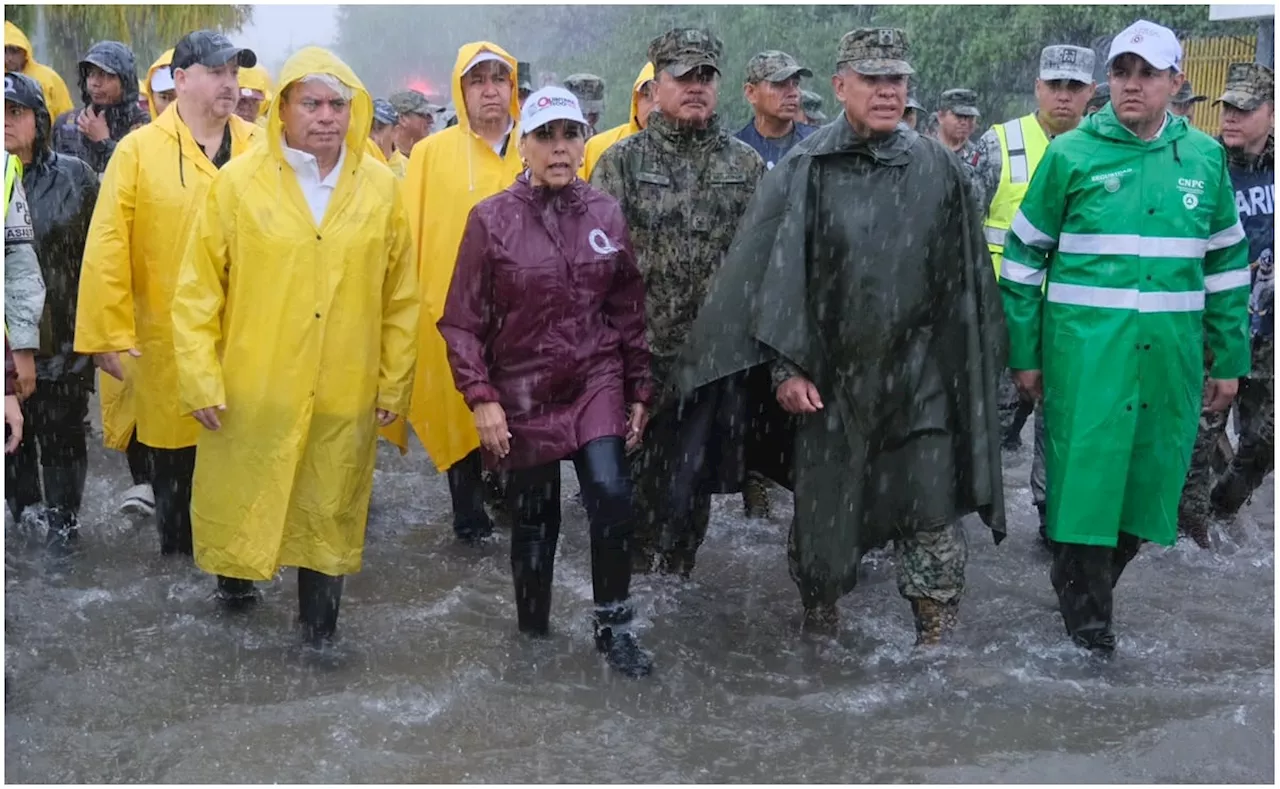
[591,27,765,577]
[903,85,924,130]
[1168,77,1207,122]
[564,73,605,136]
[1086,82,1110,115]
[516,61,533,105]
[800,89,826,124]
[933,88,985,208]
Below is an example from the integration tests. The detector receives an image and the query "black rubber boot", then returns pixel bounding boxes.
[42,462,87,545]
[594,605,652,679]
[216,576,259,611]
[298,568,344,646]
[511,541,554,637]
[1036,502,1049,549]
[42,507,79,553]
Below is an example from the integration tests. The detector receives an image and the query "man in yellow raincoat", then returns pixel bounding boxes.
[74,30,260,556]
[580,62,656,180]
[236,62,273,124]
[5,21,74,119]
[401,41,522,543]
[172,47,418,645]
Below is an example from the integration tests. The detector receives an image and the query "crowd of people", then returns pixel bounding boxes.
[1,15,1273,679]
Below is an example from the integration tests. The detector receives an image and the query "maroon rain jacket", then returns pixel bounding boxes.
[439,173,653,471]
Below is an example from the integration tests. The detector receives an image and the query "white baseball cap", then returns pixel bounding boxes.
[1107,19,1183,73]
[463,50,509,76]
[520,86,587,135]
[150,68,175,93]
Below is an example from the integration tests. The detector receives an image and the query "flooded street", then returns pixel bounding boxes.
[5,409,1274,783]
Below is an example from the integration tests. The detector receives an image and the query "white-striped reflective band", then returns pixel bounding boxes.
[1204,269,1252,293]
[1000,257,1045,286]
[1011,210,1056,249]
[1206,221,1246,251]
[1046,282,1205,313]
[984,225,1008,247]
[1057,233,1210,259]
[1003,119,1028,184]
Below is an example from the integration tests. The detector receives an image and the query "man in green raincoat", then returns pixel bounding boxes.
[678,28,1007,646]
[1001,20,1250,655]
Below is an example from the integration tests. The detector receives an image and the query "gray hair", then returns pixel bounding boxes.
[282,73,354,102]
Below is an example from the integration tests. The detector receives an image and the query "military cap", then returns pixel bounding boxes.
[1172,78,1207,105]
[372,98,399,126]
[905,86,924,112]
[836,28,914,76]
[517,62,533,92]
[564,73,605,115]
[745,50,813,84]
[388,89,432,118]
[801,89,827,122]
[1215,62,1273,111]
[1087,82,1110,111]
[1040,45,1095,83]
[939,88,980,117]
[648,28,723,78]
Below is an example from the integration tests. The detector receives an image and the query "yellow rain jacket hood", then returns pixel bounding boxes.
[395,40,522,467]
[365,136,389,165]
[140,49,174,119]
[171,46,418,580]
[581,62,654,180]
[74,99,260,450]
[237,63,274,115]
[5,21,74,118]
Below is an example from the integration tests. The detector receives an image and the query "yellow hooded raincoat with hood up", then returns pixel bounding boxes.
[237,64,274,115]
[171,47,418,580]
[392,41,522,466]
[581,62,654,180]
[4,21,74,119]
[140,49,175,119]
[74,101,260,451]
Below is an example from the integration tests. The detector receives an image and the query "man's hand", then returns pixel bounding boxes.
[474,402,510,459]
[1205,377,1239,413]
[625,402,649,451]
[1013,369,1043,402]
[193,403,225,431]
[777,376,824,414]
[78,106,110,143]
[11,350,35,401]
[93,348,142,382]
[376,408,396,427]
[5,394,23,453]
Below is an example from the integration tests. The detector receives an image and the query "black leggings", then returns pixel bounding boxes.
[446,448,494,539]
[5,380,90,523]
[125,429,152,486]
[150,445,196,555]
[505,437,635,632]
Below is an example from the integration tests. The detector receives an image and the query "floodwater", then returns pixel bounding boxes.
[5,404,1274,783]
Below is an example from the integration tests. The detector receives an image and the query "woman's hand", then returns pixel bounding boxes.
[625,403,649,451]
[5,394,23,453]
[474,402,511,459]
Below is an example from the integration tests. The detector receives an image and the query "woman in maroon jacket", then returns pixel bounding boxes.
[439,87,654,679]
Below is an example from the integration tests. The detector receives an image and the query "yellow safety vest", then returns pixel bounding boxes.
[984,113,1049,276]
[2,150,20,216]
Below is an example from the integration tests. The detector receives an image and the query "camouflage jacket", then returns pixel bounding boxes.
[953,138,986,213]
[590,111,764,384]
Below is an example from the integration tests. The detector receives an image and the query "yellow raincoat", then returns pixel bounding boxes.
[172,47,418,580]
[5,21,73,119]
[581,63,654,180]
[387,149,409,180]
[74,104,260,450]
[140,49,175,119]
[396,41,522,467]
[365,137,389,165]
[237,63,274,116]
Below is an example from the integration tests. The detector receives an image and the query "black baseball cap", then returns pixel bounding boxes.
[171,30,257,73]
[4,71,45,110]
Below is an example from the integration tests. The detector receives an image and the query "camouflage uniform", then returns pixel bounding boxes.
[591,28,765,576]
[936,88,985,210]
[564,73,605,137]
[801,89,827,123]
[1086,82,1110,115]
[516,61,533,105]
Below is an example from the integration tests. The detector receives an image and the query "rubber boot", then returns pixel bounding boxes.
[741,472,771,520]
[911,598,959,647]
[298,569,344,647]
[216,576,259,611]
[593,604,652,678]
[1036,502,1049,549]
[42,462,86,537]
[511,540,554,637]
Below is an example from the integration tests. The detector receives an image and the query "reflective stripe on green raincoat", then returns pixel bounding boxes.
[1000,106,1250,547]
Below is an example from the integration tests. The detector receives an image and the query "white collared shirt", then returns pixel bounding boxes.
[280,136,347,226]
[488,120,514,156]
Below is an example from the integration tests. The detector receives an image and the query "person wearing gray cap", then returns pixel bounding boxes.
[563,73,605,135]
[677,27,1007,646]
[974,45,1096,544]
[800,89,826,124]
[736,51,816,172]
[51,40,150,174]
[516,61,533,105]
[591,28,765,579]
[1168,77,1207,123]
[1001,20,1250,657]
[368,97,402,175]
[387,89,434,161]
[1085,82,1110,115]
[902,85,924,130]
[934,88,980,153]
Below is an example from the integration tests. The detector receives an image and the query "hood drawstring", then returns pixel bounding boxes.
[177,129,187,187]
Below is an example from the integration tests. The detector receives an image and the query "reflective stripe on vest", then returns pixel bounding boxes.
[2,150,18,218]
[984,113,1049,276]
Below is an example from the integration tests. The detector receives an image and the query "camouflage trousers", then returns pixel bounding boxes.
[1177,398,1230,543]
[1213,337,1275,516]
[998,369,1035,447]
[894,520,969,605]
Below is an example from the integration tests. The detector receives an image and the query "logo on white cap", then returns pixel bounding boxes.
[520,86,587,134]
[1108,19,1183,73]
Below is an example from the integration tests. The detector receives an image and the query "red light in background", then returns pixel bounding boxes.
[405,77,438,100]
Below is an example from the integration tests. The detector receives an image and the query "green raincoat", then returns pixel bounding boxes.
[678,116,1007,608]
[1000,106,1250,548]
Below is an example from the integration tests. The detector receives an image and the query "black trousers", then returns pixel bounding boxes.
[446,448,494,540]
[125,429,152,486]
[218,568,345,637]
[149,445,196,555]
[1050,532,1142,652]
[505,437,634,634]
[5,381,90,526]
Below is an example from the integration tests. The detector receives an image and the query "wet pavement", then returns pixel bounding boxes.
[4,408,1274,782]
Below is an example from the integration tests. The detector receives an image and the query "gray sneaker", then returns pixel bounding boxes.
[119,484,155,518]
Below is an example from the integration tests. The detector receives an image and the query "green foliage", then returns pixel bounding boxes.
[333,4,1253,129]
[5,4,251,89]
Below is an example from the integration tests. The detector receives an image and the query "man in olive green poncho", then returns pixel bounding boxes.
[678,28,1007,646]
